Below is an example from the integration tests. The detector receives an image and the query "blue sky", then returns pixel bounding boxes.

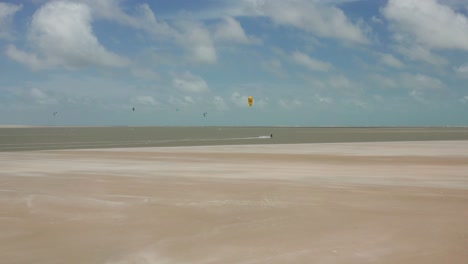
[0,0,467,126]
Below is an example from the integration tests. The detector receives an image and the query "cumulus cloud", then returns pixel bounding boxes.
[383,0,468,51]
[184,96,195,104]
[395,45,448,66]
[278,99,302,109]
[213,96,229,111]
[455,64,468,78]
[349,99,367,109]
[80,1,215,64]
[0,2,22,39]
[262,58,288,78]
[371,16,383,24]
[30,88,57,104]
[315,94,333,104]
[132,96,158,106]
[459,96,468,104]
[81,1,169,31]
[68,1,219,64]
[168,95,192,107]
[240,0,370,44]
[172,72,209,93]
[175,21,217,64]
[213,16,260,44]
[131,68,160,81]
[328,75,353,89]
[6,1,128,70]
[230,92,249,108]
[378,52,404,68]
[254,97,268,109]
[369,73,398,89]
[291,51,332,71]
[409,89,427,103]
[401,73,445,90]
[5,45,43,69]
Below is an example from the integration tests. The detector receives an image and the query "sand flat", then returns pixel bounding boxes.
[1,141,468,263]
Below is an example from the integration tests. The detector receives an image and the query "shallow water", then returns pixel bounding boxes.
[1,126,468,151]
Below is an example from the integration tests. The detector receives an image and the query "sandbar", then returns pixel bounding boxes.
[1,141,467,263]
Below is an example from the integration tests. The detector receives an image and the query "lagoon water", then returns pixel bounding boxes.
[1,126,468,151]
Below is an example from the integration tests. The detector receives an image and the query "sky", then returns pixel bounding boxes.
[0,0,467,126]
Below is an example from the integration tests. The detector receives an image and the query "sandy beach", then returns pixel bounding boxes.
[1,141,468,263]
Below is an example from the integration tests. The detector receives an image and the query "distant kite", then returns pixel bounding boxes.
[132,107,135,111]
[248,96,254,107]
[53,112,58,116]
[203,112,207,117]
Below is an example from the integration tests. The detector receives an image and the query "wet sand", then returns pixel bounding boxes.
[1,141,468,263]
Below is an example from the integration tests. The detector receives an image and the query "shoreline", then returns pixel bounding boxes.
[2,124,468,128]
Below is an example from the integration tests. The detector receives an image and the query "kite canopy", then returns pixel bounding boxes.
[248,96,254,107]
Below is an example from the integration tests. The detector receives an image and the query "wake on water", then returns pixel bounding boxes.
[0,135,272,150]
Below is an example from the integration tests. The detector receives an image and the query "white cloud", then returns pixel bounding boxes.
[302,75,326,89]
[401,73,445,90]
[443,0,468,10]
[349,99,367,109]
[213,16,260,44]
[76,1,220,64]
[262,58,288,78]
[5,45,43,70]
[172,72,209,93]
[315,94,333,104]
[176,21,217,64]
[213,96,229,111]
[30,88,57,104]
[328,75,353,89]
[409,89,427,103]
[373,95,384,102]
[184,96,195,104]
[166,95,199,108]
[459,96,468,104]
[236,0,369,44]
[455,64,468,78]
[383,0,468,51]
[278,99,302,109]
[254,97,268,109]
[168,95,194,107]
[132,96,158,106]
[71,1,174,37]
[371,16,383,24]
[6,1,128,70]
[378,52,403,68]
[395,45,448,66]
[369,73,398,88]
[80,1,215,64]
[291,51,332,71]
[230,92,249,108]
[131,68,160,81]
[0,2,22,39]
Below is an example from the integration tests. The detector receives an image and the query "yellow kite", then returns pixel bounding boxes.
[248,96,254,107]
